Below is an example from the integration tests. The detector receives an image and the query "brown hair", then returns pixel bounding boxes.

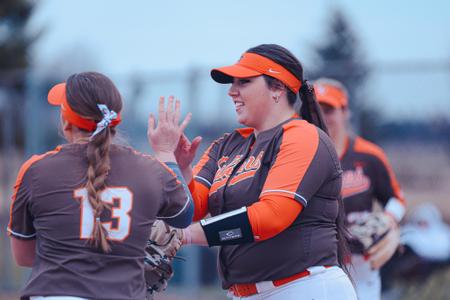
[246,44,351,273]
[66,72,123,252]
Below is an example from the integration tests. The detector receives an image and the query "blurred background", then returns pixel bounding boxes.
[0,0,449,299]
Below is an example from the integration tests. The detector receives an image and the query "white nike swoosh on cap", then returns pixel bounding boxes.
[268,68,280,74]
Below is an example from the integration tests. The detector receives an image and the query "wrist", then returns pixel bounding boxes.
[182,227,192,245]
[155,151,176,163]
[181,165,193,183]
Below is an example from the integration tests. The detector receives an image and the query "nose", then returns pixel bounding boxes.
[228,82,238,98]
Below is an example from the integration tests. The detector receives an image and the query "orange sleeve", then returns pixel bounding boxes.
[189,180,210,221]
[247,194,303,241]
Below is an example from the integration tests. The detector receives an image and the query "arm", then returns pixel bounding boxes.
[371,145,406,222]
[10,238,36,267]
[182,194,303,246]
[369,150,404,268]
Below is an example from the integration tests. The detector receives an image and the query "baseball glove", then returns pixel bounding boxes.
[347,211,392,253]
[144,220,184,299]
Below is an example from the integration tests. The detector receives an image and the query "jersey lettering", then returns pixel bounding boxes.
[341,165,371,198]
[73,187,133,241]
[210,151,264,195]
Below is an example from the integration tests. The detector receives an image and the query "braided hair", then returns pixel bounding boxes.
[66,72,123,252]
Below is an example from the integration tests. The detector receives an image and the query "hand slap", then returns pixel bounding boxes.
[147,96,193,157]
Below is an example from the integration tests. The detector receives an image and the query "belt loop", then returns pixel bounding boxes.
[255,281,276,293]
[306,266,327,276]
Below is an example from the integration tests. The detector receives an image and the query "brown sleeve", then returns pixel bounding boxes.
[8,148,62,239]
[156,161,191,220]
[8,156,38,239]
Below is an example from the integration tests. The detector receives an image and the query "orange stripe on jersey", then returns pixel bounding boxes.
[261,120,319,204]
[188,180,210,221]
[353,137,406,206]
[247,194,303,241]
[8,146,62,232]
[192,142,216,184]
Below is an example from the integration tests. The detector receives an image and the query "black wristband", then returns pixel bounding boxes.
[200,207,254,246]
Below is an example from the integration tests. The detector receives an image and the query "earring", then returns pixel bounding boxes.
[273,96,280,103]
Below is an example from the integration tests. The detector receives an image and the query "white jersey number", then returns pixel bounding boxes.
[74,187,133,241]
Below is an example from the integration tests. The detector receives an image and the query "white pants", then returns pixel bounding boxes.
[348,255,381,300]
[230,266,357,300]
[30,297,89,300]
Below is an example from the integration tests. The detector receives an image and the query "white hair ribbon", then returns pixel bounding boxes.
[90,104,118,139]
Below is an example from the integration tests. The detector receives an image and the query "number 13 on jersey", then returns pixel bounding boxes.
[74,187,133,241]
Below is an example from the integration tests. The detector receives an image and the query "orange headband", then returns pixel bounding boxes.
[47,83,121,131]
[314,82,348,108]
[211,52,302,93]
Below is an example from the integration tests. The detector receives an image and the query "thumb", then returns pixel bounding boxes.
[190,136,202,154]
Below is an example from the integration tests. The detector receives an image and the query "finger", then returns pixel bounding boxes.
[174,99,181,125]
[178,134,190,148]
[368,232,391,255]
[167,95,174,122]
[158,96,166,124]
[179,112,192,132]
[368,239,385,255]
[190,136,202,155]
[148,113,156,134]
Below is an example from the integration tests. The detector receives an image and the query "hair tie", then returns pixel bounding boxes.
[91,104,118,139]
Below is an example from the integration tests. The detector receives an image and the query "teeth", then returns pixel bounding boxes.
[235,102,244,107]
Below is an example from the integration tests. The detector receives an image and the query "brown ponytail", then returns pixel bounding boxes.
[66,72,123,253]
[298,80,329,134]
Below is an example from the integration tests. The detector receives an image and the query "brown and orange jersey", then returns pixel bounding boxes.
[340,136,406,224]
[8,143,190,300]
[191,117,342,288]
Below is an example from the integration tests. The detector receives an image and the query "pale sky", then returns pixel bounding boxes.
[28,0,450,121]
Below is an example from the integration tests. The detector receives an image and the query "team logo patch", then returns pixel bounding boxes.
[219,228,242,241]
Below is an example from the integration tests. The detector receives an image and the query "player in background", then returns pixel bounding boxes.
[7,72,193,300]
[314,78,406,300]
[150,44,357,300]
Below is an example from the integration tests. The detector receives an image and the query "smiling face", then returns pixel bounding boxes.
[228,76,274,129]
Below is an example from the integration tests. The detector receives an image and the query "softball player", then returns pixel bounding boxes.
[314,78,406,300]
[7,72,193,299]
[150,44,357,299]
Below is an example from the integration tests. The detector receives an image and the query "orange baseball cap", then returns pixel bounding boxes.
[48,83,121,131]
[211,52,302,93]
[314,80,348,109]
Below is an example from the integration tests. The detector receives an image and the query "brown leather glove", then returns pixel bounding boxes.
[149,220,183,257]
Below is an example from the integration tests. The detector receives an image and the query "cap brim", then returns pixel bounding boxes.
[48,83,66,105]
[317,97,341,109]
[211,64,262,84]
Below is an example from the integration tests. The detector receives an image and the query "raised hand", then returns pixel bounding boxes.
[148,96,191,161]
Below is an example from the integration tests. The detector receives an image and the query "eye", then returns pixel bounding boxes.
[238,78,251,85]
